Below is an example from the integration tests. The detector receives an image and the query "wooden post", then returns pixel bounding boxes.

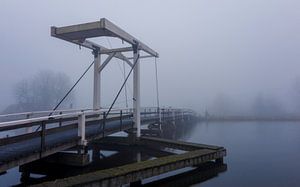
[78,113,87,146]
[93,50,101,110]
[133,44,141,138]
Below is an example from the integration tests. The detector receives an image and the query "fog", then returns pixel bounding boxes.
[0,0,299,116]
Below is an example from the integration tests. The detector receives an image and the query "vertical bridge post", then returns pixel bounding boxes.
[133,44,141,138]
[25,114,32,133]
[78,113,87,146]
[93,50,101,110]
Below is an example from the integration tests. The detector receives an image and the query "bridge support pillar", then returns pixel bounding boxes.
[128,131,138,144]
[133,44,141,138]
[136,151,141,162]
[93,50,101,110]
[92,145,101,161]
[78,113,87,146]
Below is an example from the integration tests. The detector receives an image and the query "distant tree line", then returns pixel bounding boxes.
[2,70,75,114]
[208,77,300,118]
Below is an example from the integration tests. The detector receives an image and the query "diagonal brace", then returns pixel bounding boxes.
[99,52,116,72]
[118,53,133,68]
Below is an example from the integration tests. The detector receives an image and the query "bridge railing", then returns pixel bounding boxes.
[0,108,134,122]
[0,107,194,132]
[0,109,134,135]
[0,107,195,155]
[0,109,134,157]
[0,107,195,121]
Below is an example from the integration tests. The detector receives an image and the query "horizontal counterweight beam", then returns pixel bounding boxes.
[100,47,134,54]
[51,18,159,57]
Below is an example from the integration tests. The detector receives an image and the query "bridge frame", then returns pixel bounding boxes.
[51,18,159,138]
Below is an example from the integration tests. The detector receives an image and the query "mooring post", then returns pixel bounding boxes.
[133,43,141,138]
[92,145,101,161]
[137,152,141,162]
[78,112,87,146]
[93,50,101,110]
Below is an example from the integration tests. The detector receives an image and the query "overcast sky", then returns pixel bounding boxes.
[0,0,299,114]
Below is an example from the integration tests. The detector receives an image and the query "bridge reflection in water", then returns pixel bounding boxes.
[15,120,227,187]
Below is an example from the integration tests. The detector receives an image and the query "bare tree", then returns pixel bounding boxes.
[3,70,75,113]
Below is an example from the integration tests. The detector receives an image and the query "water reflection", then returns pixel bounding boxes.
[143,162,227,187]
[11,120,227,186]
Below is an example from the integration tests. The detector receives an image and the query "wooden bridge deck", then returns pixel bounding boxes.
[0,113,187,173]
[0,119,131,171]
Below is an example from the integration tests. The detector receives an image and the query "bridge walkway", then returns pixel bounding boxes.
[0,108,194,172]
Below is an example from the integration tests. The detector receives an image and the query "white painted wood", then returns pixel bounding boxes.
[127,55,153,60]
[133,48,141,138]
[78,113,87,146]
[103,18,159,57]
[0,108,93,119]
[51,18,159,58]
[120,55,133,67]
[93,52,101,110]
[0,112,85,128]
[83,40,133,68]
[0,108,189,132]
[100,47,134,54]
[99,52,116,72]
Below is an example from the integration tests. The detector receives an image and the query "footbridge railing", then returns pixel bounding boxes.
[0,107,195,172]
[0,107,195,143]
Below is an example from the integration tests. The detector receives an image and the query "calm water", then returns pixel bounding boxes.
[187,121,300,187]
[1,121,300,186]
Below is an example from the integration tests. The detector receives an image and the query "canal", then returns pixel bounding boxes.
[0,121,299,186]
[188,121,300,187]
